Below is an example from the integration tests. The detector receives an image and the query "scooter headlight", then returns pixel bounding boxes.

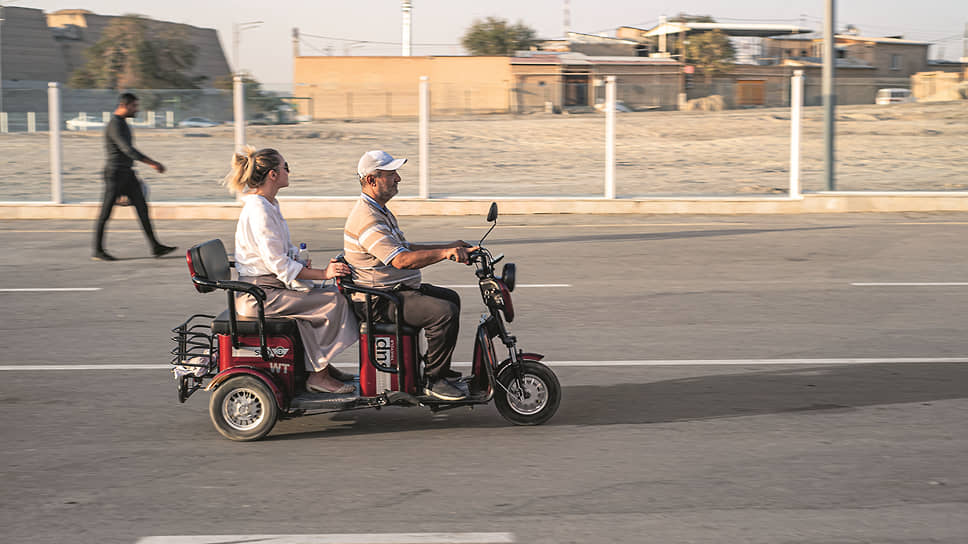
[501,263,516,292]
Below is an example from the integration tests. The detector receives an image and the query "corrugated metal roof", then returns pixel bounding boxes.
[640,22,813,38]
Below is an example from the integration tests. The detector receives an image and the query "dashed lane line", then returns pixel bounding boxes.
[135,533,516,544]
[851,282,968,287]
[0,287,102,292]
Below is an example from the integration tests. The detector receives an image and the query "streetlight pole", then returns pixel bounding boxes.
[232,20,263,75]
[822,0,836,190]
[0,4,7,115]
[232,20,262,156]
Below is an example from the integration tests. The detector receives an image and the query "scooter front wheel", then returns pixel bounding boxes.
[494,360,561,425]
[209,375,278,441]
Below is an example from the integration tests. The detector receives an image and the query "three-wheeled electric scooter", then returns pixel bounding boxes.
[171,202,561,441]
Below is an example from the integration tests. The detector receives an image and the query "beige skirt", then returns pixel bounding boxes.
[237,276,358,372]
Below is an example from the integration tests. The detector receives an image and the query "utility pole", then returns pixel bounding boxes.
[0,4,6,115]
[401,1,412,56]
[563,0,570,37]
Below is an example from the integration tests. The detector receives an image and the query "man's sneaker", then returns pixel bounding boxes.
[91,251,118,261]
[440,368,462,380]
[424,379,467,401]
[153,244,177,258]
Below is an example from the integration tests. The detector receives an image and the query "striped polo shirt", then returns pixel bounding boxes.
[343,193,421,290]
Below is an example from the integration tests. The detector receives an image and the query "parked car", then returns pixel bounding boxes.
[65,115,106,131]
[875,88,915,105]
[177,117,220,128]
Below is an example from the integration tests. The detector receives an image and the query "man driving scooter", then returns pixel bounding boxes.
[343,150,477,401]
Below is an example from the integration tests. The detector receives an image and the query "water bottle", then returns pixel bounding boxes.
[297,242,310,265]
[289,242,314,291]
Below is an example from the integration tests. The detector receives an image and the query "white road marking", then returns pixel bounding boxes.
[851,282,968,287]
[442,284,571,288]
[0,287,102,292]
[542,357,968,366]
[136,533,515,544]
[2,358,965,372]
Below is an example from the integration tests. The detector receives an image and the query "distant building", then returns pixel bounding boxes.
[292,53,682,119]
[45,9,230,87]
[617,21,814,64]
[0,6,230,91]
[764,34,936,78]
[536,32,646,57]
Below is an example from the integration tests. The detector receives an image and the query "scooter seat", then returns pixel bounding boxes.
[359,321,419,336]
[211,310,298,336]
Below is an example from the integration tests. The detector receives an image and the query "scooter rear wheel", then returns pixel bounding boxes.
[209,375,278,441]
[495,360,561,425]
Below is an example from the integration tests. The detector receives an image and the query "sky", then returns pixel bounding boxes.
[15,0,968,90]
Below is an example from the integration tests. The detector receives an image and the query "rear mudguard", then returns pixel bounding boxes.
[205,367,285,410]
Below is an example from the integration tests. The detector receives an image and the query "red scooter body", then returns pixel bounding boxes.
[358,328,418,396]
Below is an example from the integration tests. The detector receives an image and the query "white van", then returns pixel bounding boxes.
[875,88,915,105]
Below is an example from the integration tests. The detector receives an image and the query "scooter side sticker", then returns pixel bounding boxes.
[231,345,291,359]
[375,335,395,393]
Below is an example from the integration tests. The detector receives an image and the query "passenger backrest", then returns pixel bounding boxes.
[187,239,230,293]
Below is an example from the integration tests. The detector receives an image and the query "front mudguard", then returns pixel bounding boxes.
[205,367,286,410]
[496,352,545,377]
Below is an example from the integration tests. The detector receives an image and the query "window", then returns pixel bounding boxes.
[890,54,901,70]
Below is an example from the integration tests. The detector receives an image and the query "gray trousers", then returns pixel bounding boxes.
[237,276,358,372]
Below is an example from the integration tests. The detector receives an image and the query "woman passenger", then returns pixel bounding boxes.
[223,146,357,394]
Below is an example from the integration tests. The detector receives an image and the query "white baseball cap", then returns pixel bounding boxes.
[357,150,407,179]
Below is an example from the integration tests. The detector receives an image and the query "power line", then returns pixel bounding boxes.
[300,31,458,47]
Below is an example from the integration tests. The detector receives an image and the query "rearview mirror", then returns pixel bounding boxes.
[486,202,498,222]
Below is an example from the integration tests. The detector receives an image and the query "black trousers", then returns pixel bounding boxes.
[358,283,461,381]
[94,167,160,253]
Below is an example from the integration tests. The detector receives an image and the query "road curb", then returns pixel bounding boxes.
[3,193,968,219]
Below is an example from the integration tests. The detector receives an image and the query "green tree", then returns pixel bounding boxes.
[213,73,284,115]
[69,15,204,89]
[685,29,736,79]
[461,17,537,56]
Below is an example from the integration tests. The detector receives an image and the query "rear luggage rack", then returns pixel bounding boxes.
[171,314,217,402]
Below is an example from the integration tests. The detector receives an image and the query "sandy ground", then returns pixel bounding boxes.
[1,100,965,202]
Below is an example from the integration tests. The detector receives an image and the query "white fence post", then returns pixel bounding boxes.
[27,111,36,133]
[234,74,245,152]
[102,111,110,123]
[78,111,87,132]
[0,112,7,133]
[48,82,63,204]
[147,110,155,128]
[418,75,430,199]
[789,70,804,199]
[166,110,174,128]
[604,75,616,199]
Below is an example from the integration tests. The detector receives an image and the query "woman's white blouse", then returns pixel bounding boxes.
[234,194,303,284]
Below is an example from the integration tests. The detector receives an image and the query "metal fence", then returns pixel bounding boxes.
[0,76,965,203]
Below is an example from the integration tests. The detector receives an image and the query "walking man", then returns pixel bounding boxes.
[92,92,175,261]
[344,150,476,400]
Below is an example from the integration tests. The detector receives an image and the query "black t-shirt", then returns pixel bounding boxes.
[104,114,145,169]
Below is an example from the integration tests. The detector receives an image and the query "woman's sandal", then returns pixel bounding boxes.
[306,372,355,394]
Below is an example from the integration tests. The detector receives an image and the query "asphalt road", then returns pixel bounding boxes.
[1,213,966,543]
